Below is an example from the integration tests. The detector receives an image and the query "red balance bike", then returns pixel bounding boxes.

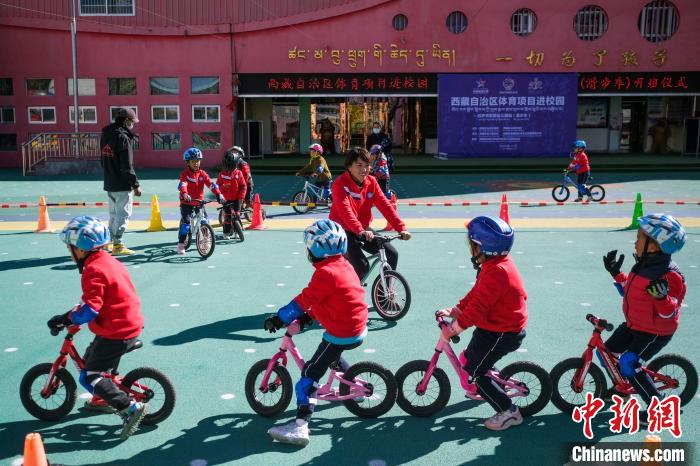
[20,324,176,425]
[549,314,697,413]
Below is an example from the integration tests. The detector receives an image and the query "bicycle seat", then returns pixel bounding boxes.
[125,340,143,353]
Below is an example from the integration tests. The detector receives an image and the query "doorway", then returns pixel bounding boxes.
[620,99,647,153]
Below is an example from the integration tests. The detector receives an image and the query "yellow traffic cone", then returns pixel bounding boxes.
[146,194,166,232]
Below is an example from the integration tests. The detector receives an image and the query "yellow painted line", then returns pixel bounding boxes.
[3,217,699,232]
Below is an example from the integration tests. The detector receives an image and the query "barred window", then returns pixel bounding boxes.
[638,0,679,43]
[392,14,408,31]
[511,8,537,37]
[446,11,468,34]
[80,0,135,16]
[573,5,608,41]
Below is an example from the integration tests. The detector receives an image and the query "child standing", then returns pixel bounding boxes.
[369,144,391,198]
[296,143,332,200]
[602,214,687,415]
[177,147,225,254]
[217,150,247,240]
[437,215,528,431]
[567,140,591,202]
[48,216,148,440]
[264,219,367,446]
[228,146,254,207]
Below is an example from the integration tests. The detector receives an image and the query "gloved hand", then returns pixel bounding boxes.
[264,315,284,333]
[299,313,314,330]
[435,307,459,318]
[440,320,462,342]
[47,313,72,330]
[603,250,625,278]
[646,278,669,299]
[181,193,192,203]
[217,194,226,205]
[399,230,411,241]
[360,230,375,242]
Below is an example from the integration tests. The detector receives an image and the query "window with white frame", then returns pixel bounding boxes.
[28,107,56,124]
[110,106,138,122]
[511,8,537,37]
[80,0,135,16]
[152,105,179,122]
[638,0,679,43]
[69,106,98,124]
[26,79,55,96]
[192,105,220,122]
[67,78,96,96]
[573,5,608,41]
[0,107,15,123]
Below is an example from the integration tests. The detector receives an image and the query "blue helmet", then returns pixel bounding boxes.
[638,214,686,254]
[60,216,110,251]
[304,219,347,258]
[369,144,383,155]
[183,147,203,161]
[571,140,587,149]
[467,216,514,256]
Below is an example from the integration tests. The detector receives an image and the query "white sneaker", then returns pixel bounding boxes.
[222,234,230,240]
[267,420,309,446]
[176,243,186,255]
[484,406,523,431]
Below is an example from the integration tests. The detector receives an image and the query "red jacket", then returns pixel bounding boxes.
[614,257,685,336]
[294,255,368,340]
[329,171,405,235]
[568,151,590,174]
[217,168,247,201]
[237,160,251,182]
[455,255,528,333]
[81,251,144,340]
[178,167,221,206]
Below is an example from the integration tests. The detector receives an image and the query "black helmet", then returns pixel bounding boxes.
[223,150,237,171]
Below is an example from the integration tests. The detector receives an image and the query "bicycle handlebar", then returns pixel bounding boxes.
[586,314,614,332]
[435,315,461,344]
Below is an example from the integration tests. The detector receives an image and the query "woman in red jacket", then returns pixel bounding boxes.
[329,147,411,280]
[438,216,528,431]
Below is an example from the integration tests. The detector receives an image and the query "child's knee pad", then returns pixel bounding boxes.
[619,352,640,379]
[295,377,317,405]
[178,222,190,237]
[79,370,103,394]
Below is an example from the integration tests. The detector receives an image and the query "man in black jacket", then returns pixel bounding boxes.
[365,121,394,173]
[100,108,141,255]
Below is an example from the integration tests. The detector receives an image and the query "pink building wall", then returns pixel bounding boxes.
[1,0,698,168]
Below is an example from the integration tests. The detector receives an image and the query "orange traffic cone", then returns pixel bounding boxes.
[247,194,267,230]
[499,194,510,225]
[381,192,399,232]
[22,432,48,466]
[34,196,54,233]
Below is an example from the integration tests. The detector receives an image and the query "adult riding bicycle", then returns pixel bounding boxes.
[292,176,332,214]
[552,170,605,202]
[549,314,697,413]
[245,318,397,418]
[20,323,176,426]
[394,315,552,417]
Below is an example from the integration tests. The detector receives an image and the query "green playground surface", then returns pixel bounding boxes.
[1,171,699,466]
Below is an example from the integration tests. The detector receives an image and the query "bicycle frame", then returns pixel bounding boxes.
[259,321,370,402]
[42,325,152,403]
[360,235,397,286]
[571,316,680,395]
[302,180,330,203]
[416,318,532,401]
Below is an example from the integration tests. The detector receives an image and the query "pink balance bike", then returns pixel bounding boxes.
[395,316,552,417]
[20,324,176,425]
[245,319,397,418]
[549,314,698,413]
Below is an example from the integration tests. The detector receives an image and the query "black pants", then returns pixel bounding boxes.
[463,328,526,413]
[83,336,139,411]
[377,179,391,199]
[344,230,398,281]
[296,339,361,421]
[605,322,671,406]
[576,172,591,197]
[221,200,241,235]
[178,204,208,243]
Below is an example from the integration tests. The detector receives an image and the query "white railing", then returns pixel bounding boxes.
[21,132,101,176]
